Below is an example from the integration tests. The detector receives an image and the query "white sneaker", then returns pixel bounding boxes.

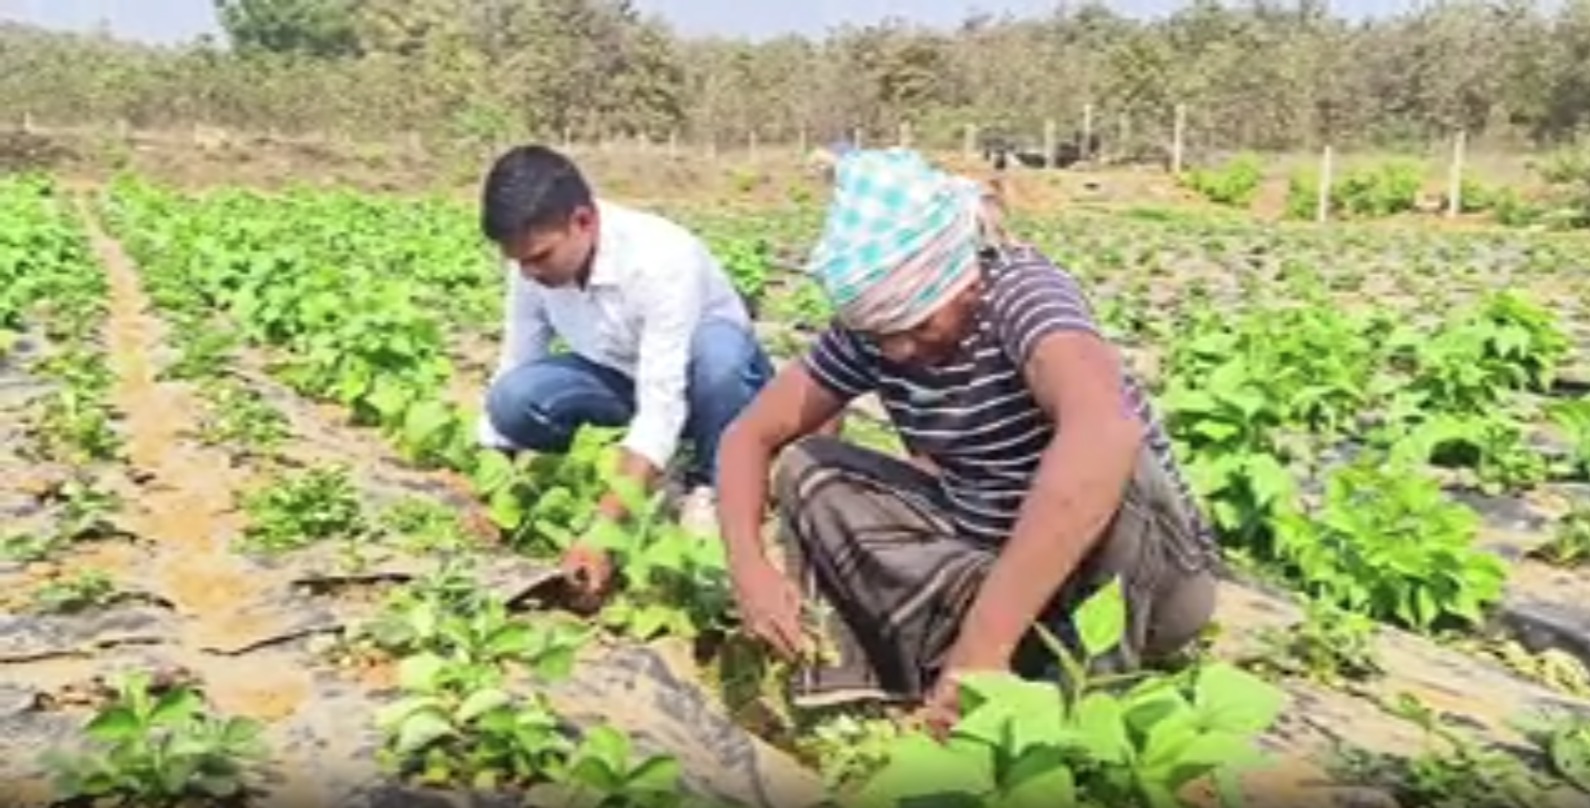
[676,485,718,538]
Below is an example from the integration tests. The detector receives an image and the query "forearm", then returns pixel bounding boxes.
[959,421,1142,663]
[715,421,776,567]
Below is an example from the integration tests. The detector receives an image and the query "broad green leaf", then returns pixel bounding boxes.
[566,756,623,792]
[374,695,440,730]
[1165,730,1267,787]
[579,725,631,771]
[1138,709,1202,775]
[847,734,996,808]
[397,710,454,754]
[149,687,202,727]
[84,706,140,741]
[397,652,447,691]
[1194,664,1285,734]
[1000,746,1075,808]
[627,754,683,792]
[472,450,516,493]
[1551,728,1590,791]
[955,673,1064,753]
[1074,577,1127,660]
[489,488,525,530]
[1068,691,1131,764]
[456,687,513,722]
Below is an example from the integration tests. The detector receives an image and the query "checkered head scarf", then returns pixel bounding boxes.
[807,148,990,334]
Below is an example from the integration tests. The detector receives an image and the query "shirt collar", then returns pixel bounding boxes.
[584,199,625,288]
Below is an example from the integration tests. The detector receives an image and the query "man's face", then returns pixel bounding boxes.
[869,284,982,367]
[503,206,598,288]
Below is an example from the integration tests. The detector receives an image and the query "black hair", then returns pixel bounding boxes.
[480,145,594,245]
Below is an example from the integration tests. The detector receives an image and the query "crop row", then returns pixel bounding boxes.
[80,176,1296,806]
[0,174,123,568]
[11,172,1586,806]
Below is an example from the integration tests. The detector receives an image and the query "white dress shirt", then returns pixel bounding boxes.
[477,200,752,471]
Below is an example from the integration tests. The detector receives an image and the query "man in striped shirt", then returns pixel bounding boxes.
[714,149,1219,728]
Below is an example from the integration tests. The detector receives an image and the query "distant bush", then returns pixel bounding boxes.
[1536,140,1590,228]
[1182,153,1264,207]
[1285,160,1425,220]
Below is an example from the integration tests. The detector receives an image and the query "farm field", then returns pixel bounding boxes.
[3,168,1590,808]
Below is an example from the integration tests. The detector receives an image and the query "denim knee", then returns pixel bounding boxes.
[485,378,576,453]
[684,320,773,482]
[484,355,635,454]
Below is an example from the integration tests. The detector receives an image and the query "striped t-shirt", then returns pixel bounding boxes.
[803,244,1212,549]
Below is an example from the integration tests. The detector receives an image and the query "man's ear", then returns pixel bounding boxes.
[568,205,598,235]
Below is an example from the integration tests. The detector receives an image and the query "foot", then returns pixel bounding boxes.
[675,484,718,537]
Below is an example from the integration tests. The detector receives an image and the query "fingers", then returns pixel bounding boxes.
[738,589,810,661]
[559,545,613,603]
[744,606,803,660]
[918,672,962,741]
[759,619,803,661]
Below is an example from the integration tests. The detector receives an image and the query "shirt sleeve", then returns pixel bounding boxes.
[801,323,877,401]
[988,256,1102,369]
[478,263,553,447]
[621,241,707,471]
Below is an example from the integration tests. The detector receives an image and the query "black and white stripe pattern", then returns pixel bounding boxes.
[804,244,1213,548]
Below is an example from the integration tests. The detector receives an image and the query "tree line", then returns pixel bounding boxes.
[3,0,1590,159]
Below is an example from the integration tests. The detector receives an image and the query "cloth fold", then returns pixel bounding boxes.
[806,148,988,334]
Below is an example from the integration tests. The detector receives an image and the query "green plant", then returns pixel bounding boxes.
[40,672,268,806]
[529,727,689,808]
[194,380,289,453]
[1546,398,1590,479]
[32,569,119,613]
[1334,693,1552,808]
[375,650,570,789]
[1183,154,1264,208]
[470,425,621,549]
[377,497,476,553]
[238,464,366,554]
[844,578,1284,807]
[1272,457,1506,633]
[797,713,905,793]
[583,473,732,642]
[1248,598,1383,685]
[1515,712,1590,793]
[1529,504,1590,567]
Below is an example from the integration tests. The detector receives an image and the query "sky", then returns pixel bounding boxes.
[0,0,1409,45]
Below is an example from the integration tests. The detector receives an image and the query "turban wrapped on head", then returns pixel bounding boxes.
[806,148,988,334]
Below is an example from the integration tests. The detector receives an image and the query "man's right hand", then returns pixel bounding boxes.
[559,541,614,613]
[730,556,808,661]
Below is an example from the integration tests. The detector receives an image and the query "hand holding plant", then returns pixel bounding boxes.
[729,554,808,661]
[558,538,615,612]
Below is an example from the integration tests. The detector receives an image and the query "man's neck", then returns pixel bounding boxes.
[574,243,598,290]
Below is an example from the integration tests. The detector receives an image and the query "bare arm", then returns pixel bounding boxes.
[953,332,1145,667]
[716,362,849,568]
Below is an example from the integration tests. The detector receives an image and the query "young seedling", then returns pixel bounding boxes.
[238,464,366,555]
[1529,504,1590,567]
[1248,597,1384,686]
[31,569,119,614]
[40,671,269,806]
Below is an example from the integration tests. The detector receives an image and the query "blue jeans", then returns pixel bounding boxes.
[485,318,773,485]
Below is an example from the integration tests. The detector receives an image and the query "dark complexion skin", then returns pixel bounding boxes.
[867,278,985,367]
[715,272,1143,737]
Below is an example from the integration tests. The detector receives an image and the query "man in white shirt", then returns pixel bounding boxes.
[477,144,772,602]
